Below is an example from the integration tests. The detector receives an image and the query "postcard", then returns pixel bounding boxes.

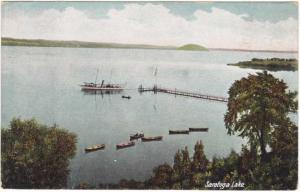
[1,1,298,190]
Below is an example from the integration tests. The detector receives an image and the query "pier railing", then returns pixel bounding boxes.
[138,85,228,102]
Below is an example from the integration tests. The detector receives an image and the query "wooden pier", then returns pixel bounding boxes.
[138,85,228,102]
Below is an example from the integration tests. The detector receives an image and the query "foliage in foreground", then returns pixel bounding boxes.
[77,71,297,190]
[225,71,297,162]
[1,118,77,189]
[78,135,296,189]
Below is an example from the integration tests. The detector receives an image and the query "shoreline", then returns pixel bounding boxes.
[2,37,297,53]
[209,48,298,54]
[2,44,298,54]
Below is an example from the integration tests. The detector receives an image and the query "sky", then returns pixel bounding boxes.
[1,1,298,51]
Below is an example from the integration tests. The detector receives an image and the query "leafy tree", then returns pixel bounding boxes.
[237,145,258,185]
[172,149,183,185]
[268,118,298,189]
[209,157,226,182]
[190,172,206,189]
[75,182,95,189]
[147,163,173,189]
[1,118,77,189]
[172,147,192,189]
[190,141,209,189]
[192,141,208,173]
[118,179,144,189]
[224,71,298,189]
[224,71,297,161]
[223,150,239,173]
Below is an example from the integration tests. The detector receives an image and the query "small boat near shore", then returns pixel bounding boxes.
[85,144,105,152]
[116,141,135,149]
[130,132,144,140]
[141,136,163,142]
[189,128,209,132]
[169,130,189,134]
[122,95,131,99]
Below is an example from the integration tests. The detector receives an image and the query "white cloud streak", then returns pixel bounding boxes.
[2,3,298,51]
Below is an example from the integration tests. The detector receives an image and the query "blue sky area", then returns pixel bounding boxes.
[2,1,298,23]
[2,1,298,50]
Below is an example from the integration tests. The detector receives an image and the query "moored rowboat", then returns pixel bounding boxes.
[130,133,144,140]
[141,136,163,142]
[116,141,135,149]
[122,95,131,99]
[189,128,209,132]
[169,130,189,134]
[85,144,105,152]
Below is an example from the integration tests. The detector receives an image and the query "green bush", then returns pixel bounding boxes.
[1,118,77,189]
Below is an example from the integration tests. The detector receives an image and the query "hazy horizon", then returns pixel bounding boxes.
[2,36,298,52]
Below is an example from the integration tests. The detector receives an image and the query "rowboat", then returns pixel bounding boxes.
[189,128,209,132]
[169,130,189,134]
[116,141,135,149]
[122,95,131,99]
[141,136,163,142]
[130,133,144,140]
[85,144,105,152]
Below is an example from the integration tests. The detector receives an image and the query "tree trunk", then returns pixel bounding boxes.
[259,130,267,162]
[260,104,267,163]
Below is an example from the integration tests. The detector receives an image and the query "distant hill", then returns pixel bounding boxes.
[228,58,298,71]
[1,37,177,50]
[177,44,208,51]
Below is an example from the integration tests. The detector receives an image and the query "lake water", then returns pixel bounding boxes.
[1,46,298,187]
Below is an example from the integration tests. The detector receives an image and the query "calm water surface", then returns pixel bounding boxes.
[1,46,298,187]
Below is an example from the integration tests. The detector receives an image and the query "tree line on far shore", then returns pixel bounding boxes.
[228,58,298,71]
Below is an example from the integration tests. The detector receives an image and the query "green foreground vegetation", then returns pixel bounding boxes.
[228,58,298,71]
[1,118,77,188]
[1,71,298,189]
[1,37,207,51]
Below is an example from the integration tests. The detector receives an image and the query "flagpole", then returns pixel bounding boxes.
[154,66,158,91]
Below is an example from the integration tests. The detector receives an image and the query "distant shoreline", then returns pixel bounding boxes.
[228,58,298,71]
[210,48,298,54]
[1,37,206,51]
[1,37,297,53]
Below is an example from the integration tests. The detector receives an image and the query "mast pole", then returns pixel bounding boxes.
[95,68,99,85]
[109,69,113,84]
[154,65,158,88]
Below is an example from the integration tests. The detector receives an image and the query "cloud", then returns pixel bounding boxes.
[2,3,298,51]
